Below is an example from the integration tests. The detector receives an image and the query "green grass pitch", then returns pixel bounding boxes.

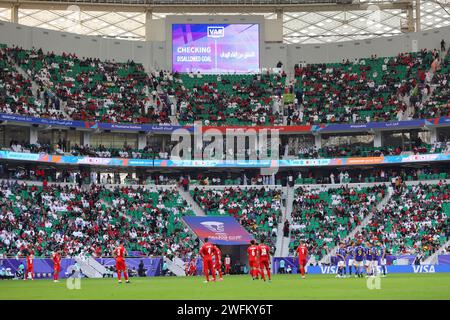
[1,274,449,300]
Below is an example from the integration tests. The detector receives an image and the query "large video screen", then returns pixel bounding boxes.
[172,23,260,74]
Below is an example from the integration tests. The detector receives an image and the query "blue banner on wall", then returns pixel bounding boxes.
[1,112,449,134]
[272,257,450,274]
[0,113,191,133]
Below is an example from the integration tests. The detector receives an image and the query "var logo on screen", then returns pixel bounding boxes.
[207,26,225,38]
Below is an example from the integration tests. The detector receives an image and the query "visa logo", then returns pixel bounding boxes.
[412,265,435,273]
[207,26,225,38]
[320,266,338,274]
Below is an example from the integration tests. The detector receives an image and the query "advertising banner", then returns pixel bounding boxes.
[272,257,450,274]
[183,216,254,245]
[0,113,191,133]
[1,150,450,168]
[1,112,450,134]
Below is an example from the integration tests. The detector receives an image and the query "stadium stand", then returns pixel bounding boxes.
[191,186,282,249]
[0,182,197,258]
[1,43,448,127]
[6,46,170,124]
[288,185,387,261]
[0,46,62,119]
[0,19,449,280]
[289,49,440,125]
[413,47,450,119]
[295,142,446,159]
[171,72,285,125]
[357,182,450,257]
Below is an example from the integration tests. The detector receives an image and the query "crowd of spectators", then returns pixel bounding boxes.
[0,47,64,120]
[412,47,450,119]
[171,72,285,126]
[5,139,170,160]
[289,184,386,261]
[69,144,169,160]
[294,140,442,159]
[357,181,449,257]
[0,182,197,258]
[191,186,282,249]
[288,49,441,125]
[6,46,171,124]
[2,44,449,127]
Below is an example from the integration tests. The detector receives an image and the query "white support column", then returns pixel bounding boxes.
[138,134,147,150]
[145,9,153,42]
[374,131,382,148]
[406,3,415,32]
[314,134,321,149]
[276,9,283,20]
[162,136,167,152]
[429,127,437,144]
[82,132,91,147]
[415,0,421,32]
[10,5,19,23]
[29,127,38,145]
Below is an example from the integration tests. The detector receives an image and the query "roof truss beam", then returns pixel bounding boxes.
[0,0,413,13]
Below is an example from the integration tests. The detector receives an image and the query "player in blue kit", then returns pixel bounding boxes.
[365,242,373,277]
[336,243,347,278]
[371,244,380,276]
[378,242,387,277]
[346,242,356,276]
[353,242,365,278]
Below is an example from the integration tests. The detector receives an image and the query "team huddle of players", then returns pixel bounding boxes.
[198,238,273,282]
[336,241,387,278]
[246,239,272,281]
[198,238,229,282]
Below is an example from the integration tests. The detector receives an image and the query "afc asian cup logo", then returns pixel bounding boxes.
[201,221,225,233]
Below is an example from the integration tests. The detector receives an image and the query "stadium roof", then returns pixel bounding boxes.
[0,0,449,43]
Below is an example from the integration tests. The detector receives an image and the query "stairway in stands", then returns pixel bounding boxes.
[317,185,394,265]
[275,185,294,257]
[74,256,108,278]
[178,186,206,216]
[424,239,450,265]
[11,59,70,119]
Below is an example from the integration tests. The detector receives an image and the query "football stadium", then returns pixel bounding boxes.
[0,0,449,303]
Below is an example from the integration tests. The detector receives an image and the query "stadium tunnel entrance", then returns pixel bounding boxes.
[215,244,250,274]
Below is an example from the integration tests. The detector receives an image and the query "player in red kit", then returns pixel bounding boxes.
[213,245,223,281]
[199,238,216,283]
[189,259,197,276]
[295,241,309,279]
[258,240,272,281]
[224,255,231,275]
[114,242,130,284]
[25,253,34,281]
[247,240,259,280]
[254,242,262,279]
[52,250,62,282]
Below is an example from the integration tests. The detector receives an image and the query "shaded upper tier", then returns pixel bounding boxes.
[1,44,449,126]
